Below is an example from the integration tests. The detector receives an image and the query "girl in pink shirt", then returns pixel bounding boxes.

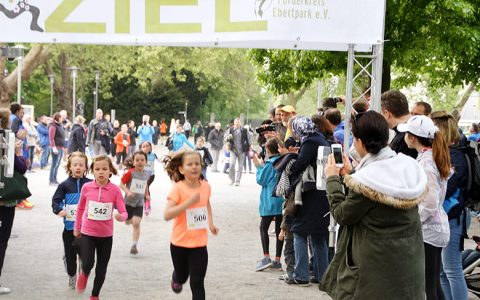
[164,151,219,300]
[73,155,127,300]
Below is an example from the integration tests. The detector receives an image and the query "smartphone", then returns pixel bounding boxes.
[331,144,344,168]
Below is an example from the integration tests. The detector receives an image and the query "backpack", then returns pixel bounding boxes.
[462,140,480,211]
[165,136,173,151]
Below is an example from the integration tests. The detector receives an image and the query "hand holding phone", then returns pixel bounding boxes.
[331,144,344,168]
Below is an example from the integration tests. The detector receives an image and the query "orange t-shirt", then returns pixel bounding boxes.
[168,180,211,248]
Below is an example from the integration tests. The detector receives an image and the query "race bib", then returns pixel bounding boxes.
[186,207,208,230]
[87,201,113,221]
[65,204,77,222]
[130,178,147,194]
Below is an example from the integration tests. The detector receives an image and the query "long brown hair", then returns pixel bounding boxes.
[430,111,460,146]
[89,155,118,177]
[415,132,451,179]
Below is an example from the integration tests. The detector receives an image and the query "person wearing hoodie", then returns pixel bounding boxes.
[36,115,50,169]
[321,111,427,299]
[137,115,154,144]
[68,115,86,154]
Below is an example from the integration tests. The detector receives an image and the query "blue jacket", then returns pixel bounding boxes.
[172,133,194,152]
[333,121,353,147]
[137,125,154,144]
[52,176,92,230]
[256,155,283,217]
[37,123,50,147]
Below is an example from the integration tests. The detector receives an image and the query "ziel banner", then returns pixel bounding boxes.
[0,0,385,51]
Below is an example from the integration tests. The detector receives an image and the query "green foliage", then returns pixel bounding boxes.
[248,0,480,99]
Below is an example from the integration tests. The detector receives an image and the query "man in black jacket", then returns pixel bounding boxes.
[67,115,86,154]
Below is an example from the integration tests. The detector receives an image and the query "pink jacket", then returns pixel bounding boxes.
[74,181,127,237]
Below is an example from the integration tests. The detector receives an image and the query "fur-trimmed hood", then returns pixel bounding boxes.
[345,149,428,209]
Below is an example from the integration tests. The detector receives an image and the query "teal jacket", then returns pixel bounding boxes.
[256,156,283,217]
[172,133,194,152]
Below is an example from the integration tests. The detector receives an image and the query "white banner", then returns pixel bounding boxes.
[0,0,385,51]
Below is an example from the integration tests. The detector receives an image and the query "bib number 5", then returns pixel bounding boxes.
[186,207,208,230]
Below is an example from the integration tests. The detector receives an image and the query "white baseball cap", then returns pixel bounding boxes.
[397,115,439,139]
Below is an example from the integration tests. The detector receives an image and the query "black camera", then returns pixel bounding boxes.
[255,124,276,134]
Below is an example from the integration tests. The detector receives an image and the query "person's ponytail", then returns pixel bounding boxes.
[432,131,450,179]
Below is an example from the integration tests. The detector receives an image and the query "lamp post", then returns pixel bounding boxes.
[246,99,250,125]
[15,46,24,104]
[94,70,100,115]
[70,67,78,120]
[48,75,55,116]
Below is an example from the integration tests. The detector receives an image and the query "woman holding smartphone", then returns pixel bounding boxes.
[321,111,427,299]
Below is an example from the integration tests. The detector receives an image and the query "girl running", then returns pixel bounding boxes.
[74,155,127,300]
[120,151,150,255]
[399,115,451,300]
[140,141,160,216]
[52,152,92,289]
[164,151,219,300]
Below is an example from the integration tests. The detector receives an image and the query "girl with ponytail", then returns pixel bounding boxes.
[398,115,451,300]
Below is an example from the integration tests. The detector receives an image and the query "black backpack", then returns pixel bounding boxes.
[462,140,480,211]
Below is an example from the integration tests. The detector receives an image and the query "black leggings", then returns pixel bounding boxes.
[260,215,283,258]
[424,243,445,300]
[146,175,155,197]
[116,150,127,165]
[63,230,79,277]
[79,235,113,297]
[170,244,208,300]
[0,206,15,277]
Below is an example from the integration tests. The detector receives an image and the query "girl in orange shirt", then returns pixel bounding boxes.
[164,151,219,300]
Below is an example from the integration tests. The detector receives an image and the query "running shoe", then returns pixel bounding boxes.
[130,244,138,255]
[255,257,272,272]
[171,276,183,294]
[0,286,11,294]
[144,200,151,216]
[278,273,292,281]
[89,297,99,300]
[284,277,311,286]
[76,271,88,293]
[270,260,282,270]
[16,199,34,209]
[68,275,77,289]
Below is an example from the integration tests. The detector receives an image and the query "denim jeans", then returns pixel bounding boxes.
[440,210,471,300]
[49,148,63,184]
[40,145,50,168]
[293,233,328,282]
[28,146,35,170]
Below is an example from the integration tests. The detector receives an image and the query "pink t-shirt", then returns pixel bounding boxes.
[74,181,127,237]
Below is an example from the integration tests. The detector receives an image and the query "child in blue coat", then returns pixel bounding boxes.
[51,152,92,289]
[252,138,284,271]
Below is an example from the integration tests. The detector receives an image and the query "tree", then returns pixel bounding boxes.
[248,0,480,107]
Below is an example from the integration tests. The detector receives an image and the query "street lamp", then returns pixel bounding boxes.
[246,99,251,125]
[1,45,24,103]
[48,74,55,116]
[70,67,78,120]
[94,70,100,116]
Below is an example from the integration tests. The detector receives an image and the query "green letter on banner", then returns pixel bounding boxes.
[45,0,106,33]
[215,0,267,32]
[116,0,130,33]
[145,0,201,33]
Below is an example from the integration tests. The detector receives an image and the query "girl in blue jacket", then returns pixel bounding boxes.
[252,138,284,272]
[51,152,92,289]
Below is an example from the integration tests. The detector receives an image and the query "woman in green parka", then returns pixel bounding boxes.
[320,111,428,299]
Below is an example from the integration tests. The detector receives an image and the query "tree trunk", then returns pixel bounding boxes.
[44,52,72,115]
[0,45,49,107]
[286,85,307,107]
[454,82,476,111]
[381,59,391,92]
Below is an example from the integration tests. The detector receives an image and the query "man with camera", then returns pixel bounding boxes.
[224,118,251,186]
[87,109,112,156]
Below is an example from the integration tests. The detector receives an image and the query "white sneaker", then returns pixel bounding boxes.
[68,275,76,289]
[0,286,11,294]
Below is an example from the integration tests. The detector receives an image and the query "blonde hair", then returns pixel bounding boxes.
[164,151,203,182]
[430,111,460,146]
[65,152,89,176]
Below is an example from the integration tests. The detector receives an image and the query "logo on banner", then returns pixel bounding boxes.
[0,0,43,32]
[255,0,273,18]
